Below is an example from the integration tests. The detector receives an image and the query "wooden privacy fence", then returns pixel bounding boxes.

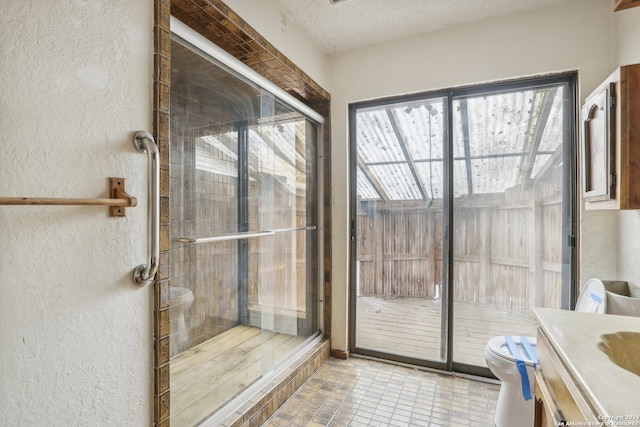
[356,169,564,315]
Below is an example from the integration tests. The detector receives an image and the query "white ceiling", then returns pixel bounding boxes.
[279,0,574,54]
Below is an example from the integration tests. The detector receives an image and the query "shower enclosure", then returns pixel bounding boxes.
[168,26,322,426]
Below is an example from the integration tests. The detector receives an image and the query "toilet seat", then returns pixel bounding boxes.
[576,278,607,313]
[487,335,537,366]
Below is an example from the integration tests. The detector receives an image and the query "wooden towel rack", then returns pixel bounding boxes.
[0,177,136,217]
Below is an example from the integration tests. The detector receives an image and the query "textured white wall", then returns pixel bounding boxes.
[614,6,640,296]
[328,0,616,353]
[222,0,329,89]
[0,1,153,425]
[615,6,640,66]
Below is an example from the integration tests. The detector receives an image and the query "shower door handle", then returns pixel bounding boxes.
[132,131,160,287]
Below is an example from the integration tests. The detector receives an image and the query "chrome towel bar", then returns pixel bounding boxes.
[176,226,317,244]
[176,231,276,244]
[132,131,159,288]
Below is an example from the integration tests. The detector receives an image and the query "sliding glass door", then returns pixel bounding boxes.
[350,75,576,374]
[350,97,449,366]
[450,82,574,371]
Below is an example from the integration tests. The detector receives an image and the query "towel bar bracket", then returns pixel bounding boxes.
[109,178,136,217]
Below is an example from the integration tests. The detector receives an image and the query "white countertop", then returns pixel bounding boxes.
[533,307,640,418]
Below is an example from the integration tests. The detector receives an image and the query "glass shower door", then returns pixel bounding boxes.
[169,33,320,426]
[248,94,319,372]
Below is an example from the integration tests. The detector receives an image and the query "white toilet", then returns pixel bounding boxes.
[170,286,195,353]
[484,278,608,427]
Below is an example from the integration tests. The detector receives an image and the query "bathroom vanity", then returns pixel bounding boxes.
[532,308,640,427]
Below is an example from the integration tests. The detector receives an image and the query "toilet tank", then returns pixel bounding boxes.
[603,280,640,317]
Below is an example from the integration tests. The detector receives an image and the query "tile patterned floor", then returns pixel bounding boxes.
[263,357,500,427]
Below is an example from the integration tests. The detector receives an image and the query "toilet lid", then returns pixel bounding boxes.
[487,335,537,366]
[576,278,607,313]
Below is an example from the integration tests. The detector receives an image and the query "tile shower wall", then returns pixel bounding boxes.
[170,93,240,356]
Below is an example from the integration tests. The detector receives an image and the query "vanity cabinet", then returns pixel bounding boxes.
[533,329,599,427]
[582,63,640,210]
[533,308,640,427]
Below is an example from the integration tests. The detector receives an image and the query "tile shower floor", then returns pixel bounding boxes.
[263,357,500,427]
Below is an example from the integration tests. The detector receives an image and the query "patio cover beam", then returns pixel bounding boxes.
[386,109,430,201]
[519,88,557,189]
[458,99,474,196]
[358,154,389,201]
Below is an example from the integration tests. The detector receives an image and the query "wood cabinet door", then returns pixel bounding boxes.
[581,82,615,201]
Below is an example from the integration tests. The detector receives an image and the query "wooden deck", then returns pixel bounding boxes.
[170,325,306,427]
[356,296,537,366]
